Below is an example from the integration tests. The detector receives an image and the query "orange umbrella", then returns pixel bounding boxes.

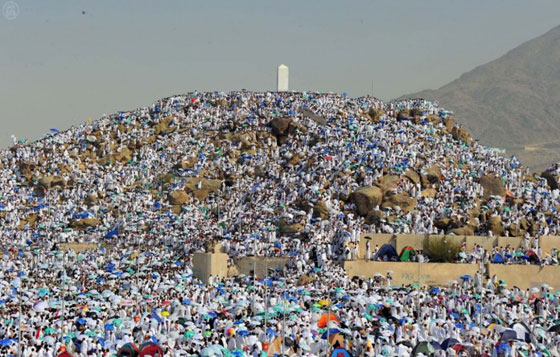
[317,312,339,328]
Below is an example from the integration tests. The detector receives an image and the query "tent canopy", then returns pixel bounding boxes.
[491,254,504,264]
[374,244,398,261]
[399,246,416,261]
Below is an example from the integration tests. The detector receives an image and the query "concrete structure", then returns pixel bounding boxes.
[344,261,479,287]
[233,256,290,278]
[192,251,228,284]
[277,64,289,92]
[357,233,560,259]
[343,260,560,290]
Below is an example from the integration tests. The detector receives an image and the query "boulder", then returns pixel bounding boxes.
[174,157,198,170]
[487,216,504,236]
[168,190,189,205]
[70,218,101,230]
[19,162,38,180]
[541,169,559,190]
[507,223,525,237]
[443,117,455,132]
[480,174,505,198]
[17,214,38,230]
[375,175,400,194]
[367,108,384,122]
[451,126,472,145]
[404,169,420,186]
[421,188,437,198]
[435,217,451,229]
[278,220,304,235]
[350,186,383,216]
[421,165,441,188]
[38,176,66,189]
[288,153,303,166]
[184,178,222,201]
[397,110,411,121]
[268,117,294,137]
[449,225,475,236]
[365,210,384,225]
[312,201,329,219]
[85,194,99,206]
[381,192,416,214]
[301,108,327,126]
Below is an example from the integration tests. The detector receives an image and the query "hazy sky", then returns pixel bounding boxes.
[1,0,560,147]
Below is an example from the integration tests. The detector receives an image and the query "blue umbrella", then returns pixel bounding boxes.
[50,128,60,133]
[500,329,518,342]
[104,323,114,331]
[330,348,351,357]
[441,338,460,350]
[321,328,340,339]
[460,275,471,281]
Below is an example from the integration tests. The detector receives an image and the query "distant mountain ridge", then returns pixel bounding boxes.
[400,25,560,171]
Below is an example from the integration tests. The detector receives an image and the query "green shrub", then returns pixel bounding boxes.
[424,236,460,262]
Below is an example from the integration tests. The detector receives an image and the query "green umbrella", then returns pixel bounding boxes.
[412,341,435,356]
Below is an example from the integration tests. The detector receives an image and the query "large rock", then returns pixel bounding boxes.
[85,194,99,206]
[381,192,416,213]
[70,218,101,230]
[184,178,222,201]
[451,126,472,145]
[350,186,383,216]
[443,117,455,132]
[268,117,294,137]
[19,162,38,180]
[174,157,198,170]
[480,174,505,198]
[421,188,437,198]
[368,108,384,122]
[278,219,304,235]
[38,176,66,189]
[435,217,451,229]
[449,225,475,236]
[421,165,441,188]
[375,175,400,194]
[541,168,559,190]
[312,201,329,219]
[404,169,420,186]
[487,216,504,236]
[168,191,189,205]
[301,108,327,126]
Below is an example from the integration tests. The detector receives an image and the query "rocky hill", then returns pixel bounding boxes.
[1,92,559,256]
[400,25,560,171]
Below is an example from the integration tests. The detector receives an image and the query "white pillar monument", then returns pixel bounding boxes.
[277,64,289,92]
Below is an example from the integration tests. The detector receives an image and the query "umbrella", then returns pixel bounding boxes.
[501,329,518,341]
[412,341,435,356]
[548,324,560,333]
[441,338,460,350]
[460,275,471,281]
[317,313,339,328]
[330,348,351,357]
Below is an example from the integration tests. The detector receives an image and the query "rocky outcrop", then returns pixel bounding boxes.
[169,191,189,205]
[381,192,416,214]
[184,178,222,201]
[480,174,505,198]
[350,186,383,216]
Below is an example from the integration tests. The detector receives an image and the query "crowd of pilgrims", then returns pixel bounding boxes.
[0,91,559,356]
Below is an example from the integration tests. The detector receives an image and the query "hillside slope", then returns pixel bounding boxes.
[401,25,560,170]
